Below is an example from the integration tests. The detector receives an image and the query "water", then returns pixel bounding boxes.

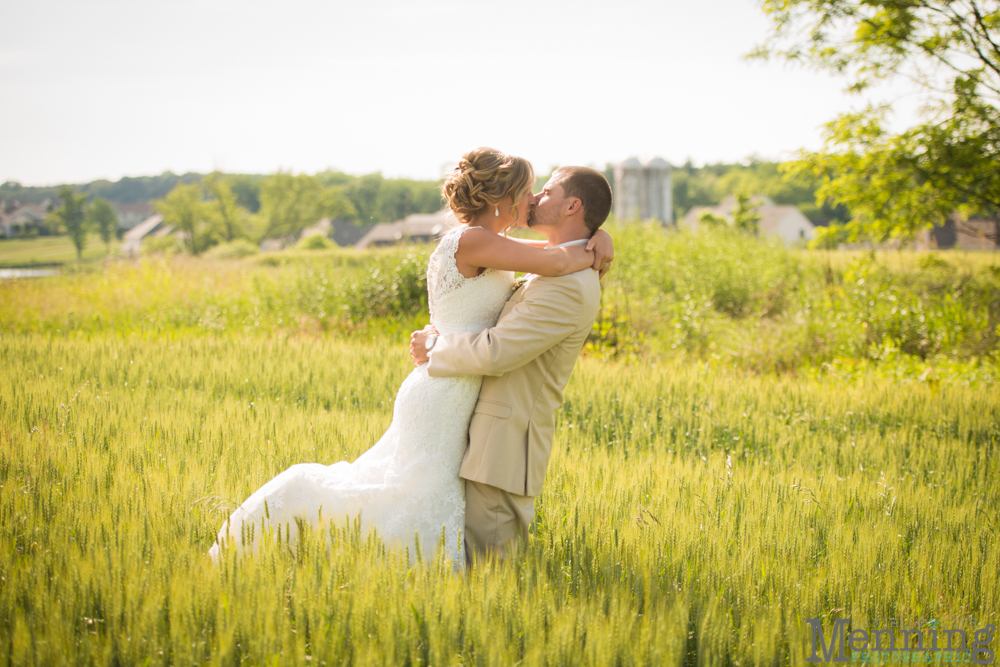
[0,268,60,279]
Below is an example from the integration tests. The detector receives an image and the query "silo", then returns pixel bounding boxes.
[613,156,672,224]
[613,157,643,221]
[644,157,672,225]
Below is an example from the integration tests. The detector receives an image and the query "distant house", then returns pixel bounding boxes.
[929,217,1000,251]
[1,202,50,238]
[354,209,460,249]
[122,214,178,256]
[113,202,152,231]
[682,195,815,245]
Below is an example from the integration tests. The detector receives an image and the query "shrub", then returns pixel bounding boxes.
[297,234,333,250]
[207,239,260,259]
[141,235,184,256]
[344,248,429,321]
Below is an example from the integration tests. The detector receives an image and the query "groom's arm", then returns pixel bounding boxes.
[423,276,586,378]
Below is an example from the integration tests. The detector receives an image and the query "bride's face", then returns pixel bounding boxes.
[513,186,535,228]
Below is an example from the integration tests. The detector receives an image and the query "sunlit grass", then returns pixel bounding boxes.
[0,234,121,268]
[1,333,997,664]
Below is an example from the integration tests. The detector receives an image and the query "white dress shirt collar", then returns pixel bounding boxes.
[545,238,589,249]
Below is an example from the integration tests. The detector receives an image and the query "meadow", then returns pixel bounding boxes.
[0,235,120,269]
[1,223,998,665]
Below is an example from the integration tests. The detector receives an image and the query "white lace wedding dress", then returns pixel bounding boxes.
[209,225,514,565]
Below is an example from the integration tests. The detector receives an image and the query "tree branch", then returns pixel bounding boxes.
[967,0,1000,65]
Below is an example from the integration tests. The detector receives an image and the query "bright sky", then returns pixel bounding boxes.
[0,0,922,186]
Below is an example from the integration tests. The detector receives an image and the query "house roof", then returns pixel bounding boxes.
[113,202,152,216]
[618,157,642,169]
[8,203,48,223]
[123,214,164,240]
[759,205,808,234]
[682,196,812,233]
[354,209,460,249]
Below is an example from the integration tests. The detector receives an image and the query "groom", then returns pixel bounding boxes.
[409,166,612,564]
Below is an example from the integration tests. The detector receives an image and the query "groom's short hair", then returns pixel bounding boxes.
[554,167,613,233]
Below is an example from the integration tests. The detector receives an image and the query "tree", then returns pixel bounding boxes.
[203,173,249,242]
[86,198,118,254]
[344,173,384,223]
[251,172,354,243]
[732,191,763,234]
[155,183,209,255]
[50,186,88,260]
[754,0,1000,245]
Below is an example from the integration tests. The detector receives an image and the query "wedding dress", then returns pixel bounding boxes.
[209,225,514,564]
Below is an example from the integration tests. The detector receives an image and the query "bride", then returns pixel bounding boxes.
[209,148,612,564]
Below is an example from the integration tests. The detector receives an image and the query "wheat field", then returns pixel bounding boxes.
[1,328,997,665]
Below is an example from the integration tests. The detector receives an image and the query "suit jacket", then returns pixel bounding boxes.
[426,267,601,497]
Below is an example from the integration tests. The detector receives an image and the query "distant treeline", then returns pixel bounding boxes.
[1,159,843,227]
[1,172,445,226]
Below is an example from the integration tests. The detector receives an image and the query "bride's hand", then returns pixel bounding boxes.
[409,325,438,365]
[586,229,614,279]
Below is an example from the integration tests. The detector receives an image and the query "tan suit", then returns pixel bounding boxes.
[427,266,601,559]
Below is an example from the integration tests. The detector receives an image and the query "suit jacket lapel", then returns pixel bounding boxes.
[497,276,532,321]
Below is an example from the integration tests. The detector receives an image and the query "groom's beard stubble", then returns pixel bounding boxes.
[527,207,556,230]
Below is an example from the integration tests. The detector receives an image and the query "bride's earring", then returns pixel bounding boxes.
[495,206,499,217]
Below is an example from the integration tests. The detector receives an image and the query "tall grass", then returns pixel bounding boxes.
[0,334,997,664]
[2,224,997,376]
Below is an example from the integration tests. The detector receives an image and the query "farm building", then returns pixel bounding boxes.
[121,214,181,256]
[354,209,459,249]
[614,157,672,224]
[682,195,815,246]
[0,202,50,238]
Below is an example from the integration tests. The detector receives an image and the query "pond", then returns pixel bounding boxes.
[0,268,60,279]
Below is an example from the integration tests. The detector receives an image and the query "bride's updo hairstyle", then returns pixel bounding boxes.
[442,148,534,226]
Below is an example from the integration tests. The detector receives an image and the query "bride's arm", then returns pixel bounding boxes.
[456,228,614,278]
[456,228,594,277]
[507,229,615,274]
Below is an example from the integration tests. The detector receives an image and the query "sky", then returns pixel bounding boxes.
[0,0,923,186]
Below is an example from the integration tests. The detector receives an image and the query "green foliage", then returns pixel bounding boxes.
[227,174,262,213]
[48,186,88,260]
[0,333,996,663]
[344,248,431,321]
[140,234,185,256]
[731,191,762,234]
[296,234,333,250]
[252,172,355,243]
[85,197,118,251]
[202,173,250,242]
[754,0,1000,245]
[154,183,210,255]
[335,172,443,224]
[3,226,998,375]
[791,105,998,246]
[697,211,728,228]
[83,171,204,204]
[206,239,260,260]
[2,172,445,230]
[670,160,846,225]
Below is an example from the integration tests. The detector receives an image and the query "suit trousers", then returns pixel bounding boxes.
[463,479,535,565]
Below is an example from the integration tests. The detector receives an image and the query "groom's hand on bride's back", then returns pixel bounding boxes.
[409,325,438,366]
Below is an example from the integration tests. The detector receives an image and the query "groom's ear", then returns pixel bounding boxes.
[565,197,583,216]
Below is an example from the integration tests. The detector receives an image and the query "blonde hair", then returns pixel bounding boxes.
[441,148,534,226]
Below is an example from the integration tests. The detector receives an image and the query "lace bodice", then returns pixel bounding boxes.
[427,226,515,334]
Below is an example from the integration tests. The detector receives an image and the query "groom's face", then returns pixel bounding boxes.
[527,175,567,230]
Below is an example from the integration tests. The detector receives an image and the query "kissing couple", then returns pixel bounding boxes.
[210,148,615,567]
